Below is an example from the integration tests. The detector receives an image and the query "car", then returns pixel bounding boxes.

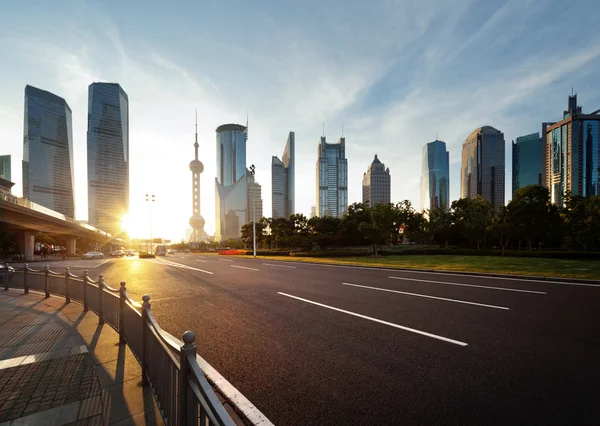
[0,264,15,284]
[111,250,125,258]
[82,251,104,259]
[125,250,135,256]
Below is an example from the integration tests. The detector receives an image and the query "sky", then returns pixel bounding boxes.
[1,0,600,242]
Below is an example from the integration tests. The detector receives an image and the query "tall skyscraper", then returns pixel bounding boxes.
[316,136,348,217]
[189,112,205,245]
[23,85,75,217]
[87,83,129,236]
[421,140,449,211]
[271,131,295,219]
[0,155,11,181]
[544,93,600,206]
[512,133,542,195]
[461,126,505,209]
[362,154,391,207]
[248,168,263,222]
[215,123,247,241]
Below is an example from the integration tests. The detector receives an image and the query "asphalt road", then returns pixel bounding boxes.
[51,254,600,425]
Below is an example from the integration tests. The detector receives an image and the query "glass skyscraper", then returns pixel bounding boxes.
[215,123,247,241]
[512,133,542,195]
[421,140,449,211]
[362,154,391,207]
[544,93,600,206]
[87,83,129,236]
[271,131,295,219]
[316,136,348,217]
[461,126,505,209]
[0,155,11,181]
[23,85,75,218]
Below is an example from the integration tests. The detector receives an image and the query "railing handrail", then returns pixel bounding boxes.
[3,265,238,426]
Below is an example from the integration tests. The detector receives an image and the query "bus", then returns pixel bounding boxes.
[155,245,167,256]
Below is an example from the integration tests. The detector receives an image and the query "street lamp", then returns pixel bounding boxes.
[249,165,256,259]
[145,193,155,254]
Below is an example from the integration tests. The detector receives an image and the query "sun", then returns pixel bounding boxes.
[121,213,134,235]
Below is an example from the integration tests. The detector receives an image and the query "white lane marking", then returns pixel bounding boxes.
[95,259,113,267]
[388,276,546,294]
[219,258,234,262]
[263,263,296,269]
[342,282,509,310]
[197,256,206,259]
[197,259,207,263]
[231,265,259,271]
[148,258,213,275]
[277,292,468,347]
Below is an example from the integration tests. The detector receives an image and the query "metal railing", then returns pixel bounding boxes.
[2,264,236,426]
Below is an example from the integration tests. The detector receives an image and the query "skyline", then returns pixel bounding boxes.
[2,1,600,240]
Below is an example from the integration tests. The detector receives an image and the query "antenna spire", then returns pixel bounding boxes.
[342,122,344,138]
[245,110,249,141]
[571,84,574,96]
[194,109,199,160]
[322,122,325,137]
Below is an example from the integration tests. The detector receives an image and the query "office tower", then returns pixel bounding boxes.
[271,131,295,219]
[461,126,505,209]
[421,140,449,211]
[215,123,247,241]
[544,92,600,206]
[0,155,10,181]
[248,169,263,222]
[310,206,316,218]
[23,85,75,217]
[189,113,205,245]
[512,133,542,195]
[316,136,348,217]
[87,83,129,236]
[362,154,391,207]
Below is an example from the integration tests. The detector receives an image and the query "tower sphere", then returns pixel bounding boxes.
[189,215,205,229]
[189,159,204,173]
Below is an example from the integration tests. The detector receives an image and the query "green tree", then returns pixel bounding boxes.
[428,207,454,248]
[241,221,266,249]
[490,205,511,255]
[451,197,494,249]
[339,203,371,245]
[508,185,558,251]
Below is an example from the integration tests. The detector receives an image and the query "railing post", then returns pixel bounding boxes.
[3,264,7,291]
[179,331,197,426]
[82,269,89,311]
[64,267,70,304]
[119,282,126,343]
[141,295,151,386]
[44,265,49,298]
[98,274,104,324]
[24,264,29,294]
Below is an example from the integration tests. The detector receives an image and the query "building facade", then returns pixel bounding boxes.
[215,123,247,241]
[87,83,129,236]
[362,154,391,207]
[23,85,75,218]
[512,133,542,195]
[461,126,505,209]
[544,93,600,206]
[420,140,449,211]
[0,155,10,181]
[271,131,295,219]
[248,169,263,223]
[316,136,348,217]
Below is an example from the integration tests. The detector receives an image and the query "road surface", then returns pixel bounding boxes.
[48,254,600,425]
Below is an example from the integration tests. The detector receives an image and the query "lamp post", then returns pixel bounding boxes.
[249,165,256,258]
[145,193,155,254]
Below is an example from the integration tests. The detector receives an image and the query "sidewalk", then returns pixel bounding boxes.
[0,290,164,426]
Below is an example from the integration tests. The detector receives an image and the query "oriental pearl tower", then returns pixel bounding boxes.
[189,111,205,246]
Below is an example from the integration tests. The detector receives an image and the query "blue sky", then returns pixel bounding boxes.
[1,0,600,240]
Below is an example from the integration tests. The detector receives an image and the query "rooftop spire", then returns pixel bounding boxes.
[194,109,199,160]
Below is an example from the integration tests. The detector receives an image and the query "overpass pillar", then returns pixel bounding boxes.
[67,238,77,256]
[16,231,35,261]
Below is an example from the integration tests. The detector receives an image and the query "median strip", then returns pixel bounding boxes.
[231,265,259,271]
[277,292,468,347]
[389,276,546,294]
[342,282,509,310]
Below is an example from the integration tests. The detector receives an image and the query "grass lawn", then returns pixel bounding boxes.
[242,254,600,280]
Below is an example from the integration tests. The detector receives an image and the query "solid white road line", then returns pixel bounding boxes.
[263,263,296,269]
[219,258,234,262]
[95,259,113,267]
[342,282,509,310]
[388,276,546,294]
[277,292,468,346]
[148,258,213,275]
[197,259,207,263]
[231,265,259,271]
[197,255,206,258]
